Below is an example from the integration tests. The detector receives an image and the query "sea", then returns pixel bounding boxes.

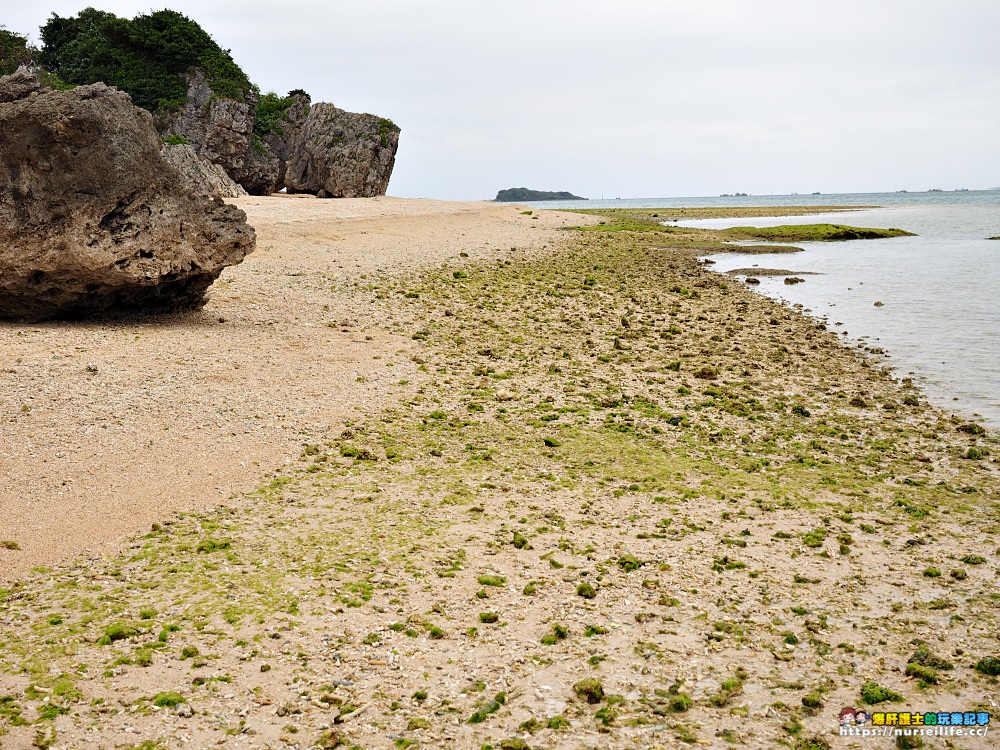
[525,190,1000,429]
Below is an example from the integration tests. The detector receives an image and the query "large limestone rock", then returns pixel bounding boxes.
[0,69,255,321]
[0,66,39,102]
[156,69,273,191]
[261,92,312,191]
[160,142,248,199]
[155,72,399,197]
[283,104,399,198]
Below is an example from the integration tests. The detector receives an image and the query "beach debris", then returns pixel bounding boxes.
[0,69,255,320]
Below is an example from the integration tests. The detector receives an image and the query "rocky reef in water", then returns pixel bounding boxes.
[33,8,399,198]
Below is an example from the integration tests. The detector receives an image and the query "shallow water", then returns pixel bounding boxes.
[530,191,1000,428]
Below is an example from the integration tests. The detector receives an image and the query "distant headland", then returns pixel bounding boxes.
[495,187,587,202]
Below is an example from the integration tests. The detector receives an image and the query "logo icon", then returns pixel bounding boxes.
[839,707,870,726]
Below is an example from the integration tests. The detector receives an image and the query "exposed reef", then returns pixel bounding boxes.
[721,224,914,242]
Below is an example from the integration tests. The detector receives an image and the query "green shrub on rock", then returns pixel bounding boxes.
[0,28,34,76]
[38,8,251,111]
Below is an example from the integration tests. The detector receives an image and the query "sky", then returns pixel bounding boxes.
[5,1,999,200]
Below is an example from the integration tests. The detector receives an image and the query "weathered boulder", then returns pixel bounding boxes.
[160,142,248,199]
[0,65,39,102]
[0,69,255,321]
[282,104,399,198]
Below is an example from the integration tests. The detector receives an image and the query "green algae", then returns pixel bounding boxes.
[1,209,997,748]
[722,224,914,242]
[860,681,904,705]
[573,678,604,704]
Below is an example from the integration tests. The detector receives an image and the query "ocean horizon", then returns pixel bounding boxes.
[523,187,1000,211]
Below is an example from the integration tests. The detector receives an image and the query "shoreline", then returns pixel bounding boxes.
[701,255,1000,433]
[685,204,1000,432]
[1,200,997,749]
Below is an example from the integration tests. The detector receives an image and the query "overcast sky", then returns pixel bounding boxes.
[6,1,999,199]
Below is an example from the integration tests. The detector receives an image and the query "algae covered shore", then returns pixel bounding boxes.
[1,204,998,749]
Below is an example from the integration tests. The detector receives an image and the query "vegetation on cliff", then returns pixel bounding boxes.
[496,187,587,202]
[0,27,33,76]
[4,10,400,197]
[37,7,251,111]
[252,91,300,142]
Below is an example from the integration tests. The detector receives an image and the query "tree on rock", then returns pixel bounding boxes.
[38,7,251,111]
[0,27,34,76]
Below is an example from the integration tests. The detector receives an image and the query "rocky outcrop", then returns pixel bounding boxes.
[0,65,39,102]
[261,92,312,190]
[282,104,399,198]
[156,69,278,194]
[0,69,255,321]
[157,72,399,197]
[160,143,247,199]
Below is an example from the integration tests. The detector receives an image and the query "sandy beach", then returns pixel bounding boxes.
[1,197,998,750]
[0,196,590,582]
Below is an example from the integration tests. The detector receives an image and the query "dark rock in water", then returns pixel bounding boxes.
[745,277,761,285]
[0,69,255,321]
[726,268,817,277]
[282,104,399,198]
[784,277,805,285]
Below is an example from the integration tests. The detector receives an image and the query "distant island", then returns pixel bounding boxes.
[495,188,587,202]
